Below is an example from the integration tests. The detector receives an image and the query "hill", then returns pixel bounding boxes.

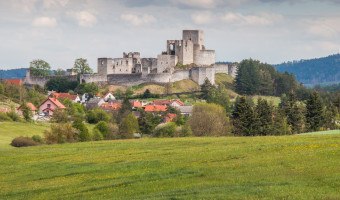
[274,54,340,86]
[0,68,27,79]
[0,122,339,199]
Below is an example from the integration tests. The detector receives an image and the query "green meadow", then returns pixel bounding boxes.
[0,122,339,199]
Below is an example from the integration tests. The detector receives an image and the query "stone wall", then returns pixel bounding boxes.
[194,49,215,66]
[157,55,178,73]
[190,67,215,85]
[171,70,190,82]
[80,74,107,86]
[228,64,238,78]
[24,69,78,87]
[213,64,229,74]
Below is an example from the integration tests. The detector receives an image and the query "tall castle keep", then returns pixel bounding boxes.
[24,30,237,87]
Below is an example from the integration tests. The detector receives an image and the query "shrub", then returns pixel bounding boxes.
[52,108,69,123]
[11,136,38,147]
[92,129,103,141]
[31,135,44,144]
[0,112,12,122]
[153,122,177,137]
[119,118,134,139]
[44,123,79,144]
[107,123,119,140]
[178,123,192,137]
[6,111,21,122]
[94,121,109,139]
[86,109,110,124]
[72,118,91,142]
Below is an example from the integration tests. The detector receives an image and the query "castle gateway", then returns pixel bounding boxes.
[24,30,237,87]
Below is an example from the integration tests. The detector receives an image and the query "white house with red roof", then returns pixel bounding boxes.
[51,92,81,103]
[39,97,66,116]
[103,93,115,101]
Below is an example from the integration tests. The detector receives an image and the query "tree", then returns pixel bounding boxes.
[51,108,68,123]
[232,96,258,136]
[54,68,66,75]
[255,98,273,135]
[44,123,79,144]
[46,77,78,93]
[324,101,340,130]
[114,89,124,99]
[119,118,134,139]
[0,82,4,95]
[234,59,260,95]
[190,103,230,136]
[94,121,109,139]
[86,109,110,124]
[125,87,134,98]
[29,59,51,76]
[21,102,32,122]
[72,118,91,142]
[306,91,324,131]
[143,89,151,99]
[285,91,305,134]
[117,98,132,123]
[207,84,231,114]
[201,78,214,99]
[73,58,93,74]
[153,122,177,137]
[124,114,140,133]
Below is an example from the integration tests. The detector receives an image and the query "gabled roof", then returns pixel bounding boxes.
[99,102,121,110]
[6,79,23,86]
[171,100,185,106]
[163,113,177,122]
[17,102,37,111]
[144,105,167,112]
[103,93,114,99]
[153,100,171,105]
[51,93,79,101]
[39,97,66,109]
[130,100,143,107]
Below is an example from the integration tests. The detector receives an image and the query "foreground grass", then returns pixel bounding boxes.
[0,133,339,199]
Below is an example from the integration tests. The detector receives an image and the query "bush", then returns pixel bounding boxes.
[86,109,110,124]
[178,123,192,137]
[119,118,134,139]
[44,123,79,144]
[31,135,44,144]
[92,129,103,141]
[0,112,12,122]
[72,118,91,142]
[107,123,119,140]
[6,111,21,122]
[94,121,109,139]
[153,122,177,137]
[11,136,38,147]
[52,108,69,123]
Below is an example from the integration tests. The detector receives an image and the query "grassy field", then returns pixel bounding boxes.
[0,123,339,199]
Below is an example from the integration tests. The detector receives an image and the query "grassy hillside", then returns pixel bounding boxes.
[0,123,339,199]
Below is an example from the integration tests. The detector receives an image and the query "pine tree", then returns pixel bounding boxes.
[324,101,339,130]
[255,98,273,135]
[235,59,260,95]
[232,96,258,136]
[201,78,214,99]
[306,91,324,131]
[285,91,305,134]
[207,84,231,114]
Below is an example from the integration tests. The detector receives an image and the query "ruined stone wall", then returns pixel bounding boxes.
[171,70,190,82]
[182,30,204,48]
[194,48,215,66]
[182,40,194,65]
[98,58,113,76]
[24,75,77,87]
[80,74,107,86]
[213,64,229,74]
[141,58,157,71]
[190,67,215,85]
[157,55,178,73]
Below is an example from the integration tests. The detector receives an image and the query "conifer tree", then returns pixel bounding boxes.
[235,59,260,95]
[306,91,324,131]
[284,91,305,134]
[324,101,339,130]
[207,84,231,114]
[255,98,273,135]
[201,78,214,99]
[232,96,258,136]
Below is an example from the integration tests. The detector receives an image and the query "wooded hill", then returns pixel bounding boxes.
[274,54,340,86]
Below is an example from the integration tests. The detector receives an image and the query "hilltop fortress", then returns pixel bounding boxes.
[24,30,237,87]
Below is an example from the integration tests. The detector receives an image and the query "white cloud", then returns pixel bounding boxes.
[42,0,69,8]
[11,0,38,13]
[32,17,57,27]
[221,12,283,26]
[71,11,97,27]
[305,17,340,38]
[120,14,157,26]
[170,0,248,9]
[191,12,215,24]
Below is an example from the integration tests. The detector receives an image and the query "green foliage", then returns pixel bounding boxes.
[138,109,162,135]
[94,121,109,139]
[324,102,340,130]
[6,111,21,122]
[143,89,151,99]
[190,103,230,136]
[153,122,177,137]
[76,82,98,95]
[235,59,260,95]
[46,77,78,93]
[125,87,134,98]
[306,91,325,131]
[21,103,32,122]
[31,135,44,144]
[11,136,38,147]
[117,98,132,123]
[200,78,214,99]
[119,118,134,139]
[92,129,103,141]
[125,114,140,133]
[255,98,273,136]
[0,82,4,94]
[232,96,258,136]
[73,58,93,74]
[54,68,66,75]
[51,108,68,123]
[0,113,12,122]
[86,109,110,124]
[29,59,51,76]
[284,91,305,134]
[178,123,192,137]
[107,123,120,140]
[207,84,231,114]
[72,118,91,142]
[114,89,124,99]
[44,123,79,144]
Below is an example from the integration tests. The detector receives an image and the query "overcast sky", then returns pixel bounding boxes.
[1,0,340,71]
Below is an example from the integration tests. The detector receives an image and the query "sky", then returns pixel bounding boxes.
[1,0,340,71]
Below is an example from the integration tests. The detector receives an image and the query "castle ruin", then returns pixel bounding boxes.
[24,30,237,87]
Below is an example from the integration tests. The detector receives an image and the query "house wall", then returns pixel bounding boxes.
[39,100,58,114]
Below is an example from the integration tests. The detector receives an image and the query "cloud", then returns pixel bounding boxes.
[32,17,57,27]
[191,12,215,24]
[42,0,69,8]
[120,14,157,26]
[71,11,97,27]
[305,17,340,38]
[170,0,248,9]
[221,12,283,26]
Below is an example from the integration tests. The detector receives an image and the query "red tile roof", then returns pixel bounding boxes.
[130,100,143,107]
[144,105,167,112]
[6,79,23,86]
[99,102,121,110]
[163,113,177,122]
[17,102,37,111]
[39,97,66,109]
[153,100,184,106]
[51,93,79,101]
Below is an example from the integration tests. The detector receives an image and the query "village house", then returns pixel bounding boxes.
[50,92,81,103]
[6,79,23,86]
[153,100,184,107]
[17,102,38,116]
[144,105,167,112]
[103,93,115,101]
[38,97,66,116]
[99,102,121,111]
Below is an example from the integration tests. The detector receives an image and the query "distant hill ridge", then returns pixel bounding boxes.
[274,53,340,85]
[0,68,27,80]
